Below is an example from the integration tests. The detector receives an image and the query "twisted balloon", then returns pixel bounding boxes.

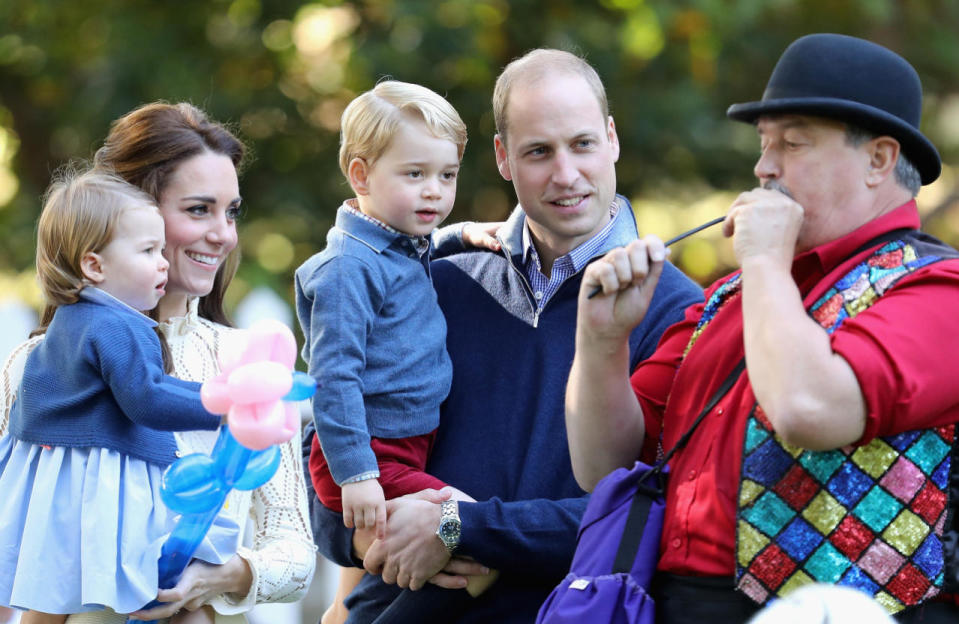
[134,319,315,621]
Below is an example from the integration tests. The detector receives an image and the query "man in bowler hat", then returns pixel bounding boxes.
[566,33,959,623]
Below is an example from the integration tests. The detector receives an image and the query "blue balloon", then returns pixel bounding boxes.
[160,454,227,515]
[136,426,282,622]
[233,445,281,491]
[283,371,317,401]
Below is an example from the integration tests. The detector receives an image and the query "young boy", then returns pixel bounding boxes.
[295,80,496,624]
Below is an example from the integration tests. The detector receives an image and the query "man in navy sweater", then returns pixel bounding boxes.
[305,48,703,622]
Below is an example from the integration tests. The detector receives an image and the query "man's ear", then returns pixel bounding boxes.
[607,116,620,164]
[494,135,512,181]
[348,157,372,196]
[865,136,900,188]
[80,251,105,284]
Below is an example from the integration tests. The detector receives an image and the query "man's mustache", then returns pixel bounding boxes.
[762,179,795,200]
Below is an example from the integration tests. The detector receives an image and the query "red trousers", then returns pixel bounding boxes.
[309,430,447,512]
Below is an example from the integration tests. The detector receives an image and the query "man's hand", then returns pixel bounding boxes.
[428,555,490,591]
[579,235,667,348]
[724,186,804,269]
[566,235,665,491]
[363,495,451,591]
[342,478,387,539]
[351,488,450,561]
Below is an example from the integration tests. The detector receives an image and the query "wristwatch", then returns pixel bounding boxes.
[435,499,461,552]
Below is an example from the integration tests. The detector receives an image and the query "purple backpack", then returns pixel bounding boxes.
[537,360,745,624]
[535,460,665,623]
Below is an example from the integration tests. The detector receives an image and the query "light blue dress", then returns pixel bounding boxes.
[0,289,239,614]
[0,435,239,614]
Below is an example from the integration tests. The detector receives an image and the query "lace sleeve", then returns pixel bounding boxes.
[0,336,43,437]
[231,434,317,605]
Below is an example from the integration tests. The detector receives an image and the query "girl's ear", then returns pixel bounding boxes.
[80,251,105,284]
[348,157,372,196]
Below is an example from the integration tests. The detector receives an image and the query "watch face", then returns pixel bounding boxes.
[440,523,459,540]
[439,518,461,549]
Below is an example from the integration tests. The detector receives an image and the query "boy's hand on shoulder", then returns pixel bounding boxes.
[342,478,387,540]
[462,221,503,252]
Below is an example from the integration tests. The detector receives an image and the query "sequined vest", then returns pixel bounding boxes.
[733,230,959,614]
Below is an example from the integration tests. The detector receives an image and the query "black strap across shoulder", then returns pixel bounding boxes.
[612,358,746,574]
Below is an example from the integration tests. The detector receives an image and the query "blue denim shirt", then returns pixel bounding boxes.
[294,204,453,485]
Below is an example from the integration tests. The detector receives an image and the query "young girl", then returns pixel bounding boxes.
[0,170,235,623]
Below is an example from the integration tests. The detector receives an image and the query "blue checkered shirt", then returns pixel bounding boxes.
[523,202,620,311]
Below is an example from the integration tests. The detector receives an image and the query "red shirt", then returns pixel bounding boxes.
[631,201,959,577]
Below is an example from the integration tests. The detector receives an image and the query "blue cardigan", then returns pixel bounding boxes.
[294,206,453,485]
[10,288,220,465]
[309,196,704,622]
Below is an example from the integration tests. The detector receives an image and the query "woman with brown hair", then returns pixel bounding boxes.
[0,102,316,623]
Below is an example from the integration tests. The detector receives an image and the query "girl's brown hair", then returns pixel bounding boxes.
[33,168,157,321]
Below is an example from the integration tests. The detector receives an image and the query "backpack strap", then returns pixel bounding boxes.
[613,358,746,574]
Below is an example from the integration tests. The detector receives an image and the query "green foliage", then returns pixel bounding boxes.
[2,0,959,302]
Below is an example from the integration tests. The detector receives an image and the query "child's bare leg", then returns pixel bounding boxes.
[322,566,364,624]
[170,604,215,624]
[20,612,65,624]
[465,569,500,597]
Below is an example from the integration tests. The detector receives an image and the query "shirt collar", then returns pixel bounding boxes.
[79,287,158,327]
[791,199,920,291]
[520,198,621,270]
[159,296,200,337]
[338,200,430,254]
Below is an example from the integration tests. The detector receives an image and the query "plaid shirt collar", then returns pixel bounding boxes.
[343,200,430,256]
[522,200,620,308]
[522,199,619,273]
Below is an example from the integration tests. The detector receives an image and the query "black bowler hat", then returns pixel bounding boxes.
[727,33,941,185]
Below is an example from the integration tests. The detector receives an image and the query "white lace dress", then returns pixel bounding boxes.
[0,299,316,623]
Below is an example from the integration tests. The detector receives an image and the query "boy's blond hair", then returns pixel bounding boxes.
[36,167,157,306]
[493,49,608,146]
[338,80,467,177]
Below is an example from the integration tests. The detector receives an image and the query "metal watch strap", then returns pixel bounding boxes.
[436,499,461,552]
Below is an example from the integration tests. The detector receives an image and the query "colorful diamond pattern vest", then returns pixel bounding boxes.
[735,233,959,614]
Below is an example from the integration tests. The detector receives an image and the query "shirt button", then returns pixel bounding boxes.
[534,291,544,300]
[671,538,682,549]
[716,407,724,415]
[175,450,183,458]
[688,470,696,481]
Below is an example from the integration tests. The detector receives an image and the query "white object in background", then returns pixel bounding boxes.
[234,286,293,330]
[247,600,301,624]
[0,300,37,365]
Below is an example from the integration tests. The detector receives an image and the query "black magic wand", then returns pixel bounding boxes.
[586,215,725,299]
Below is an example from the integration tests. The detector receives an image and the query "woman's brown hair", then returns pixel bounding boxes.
[33,103,246,369]
[92,102,246,327]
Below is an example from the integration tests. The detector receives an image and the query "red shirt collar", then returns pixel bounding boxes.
[790,200,920,294]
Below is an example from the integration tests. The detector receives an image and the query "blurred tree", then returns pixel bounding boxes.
[1,0,958,306]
